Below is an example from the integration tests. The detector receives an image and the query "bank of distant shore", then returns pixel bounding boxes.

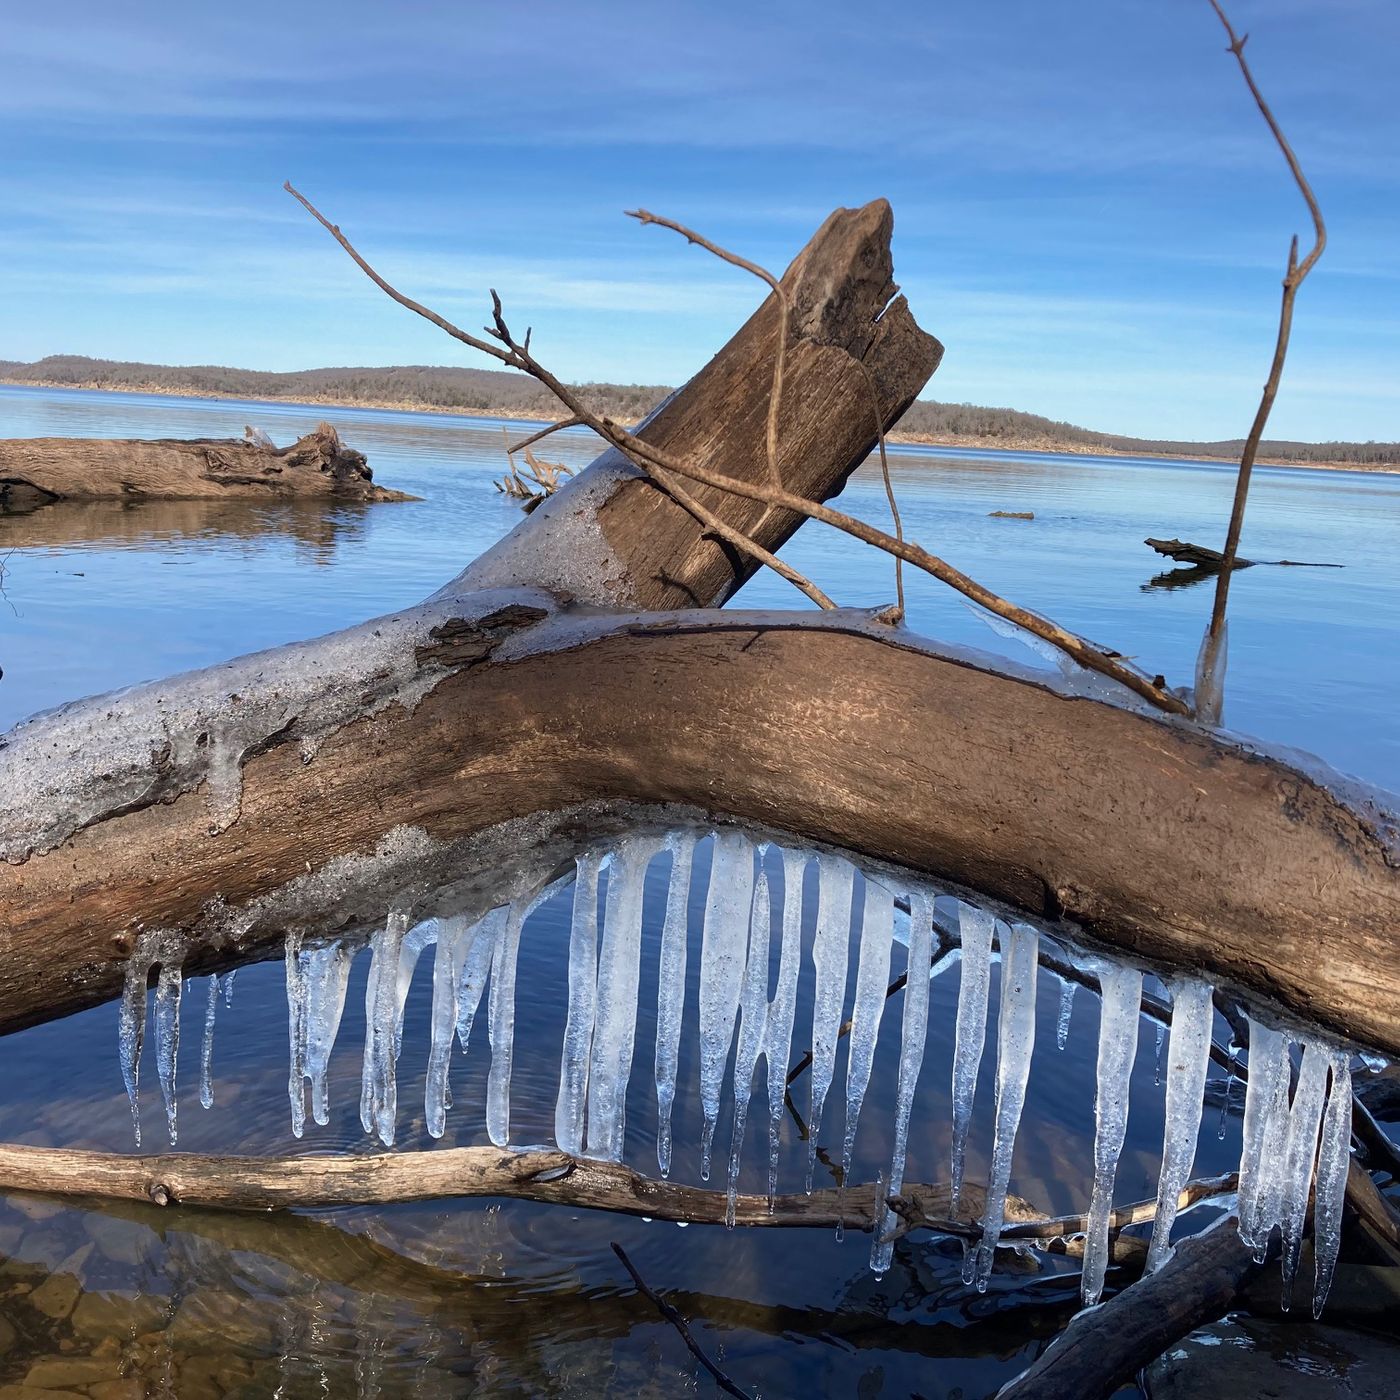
[3,368,1395,475]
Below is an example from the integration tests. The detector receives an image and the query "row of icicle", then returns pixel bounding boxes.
[118,826,1356,1312]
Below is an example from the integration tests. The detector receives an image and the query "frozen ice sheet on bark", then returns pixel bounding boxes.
[448,455,646,608]
[0,586,556,862]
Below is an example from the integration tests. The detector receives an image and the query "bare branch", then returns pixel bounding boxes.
[610,1243,754,1400]
[283,182,513,368]
[856,358,906,618]
[629,208,788,492]
[1197,2,1327,722]
[651,466,837,610]
[290,191,1190,716]
[508,415,583,453]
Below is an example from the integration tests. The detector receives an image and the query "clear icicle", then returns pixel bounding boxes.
[950,903,996,1215]
[456,908,502,1052]
[557,854,602,1156]
[1278,1040,1331,1307]
[966,922,1038,1292]
[426,915,470,1139]
[199,975,218,1110]
[154,958,183,1146]
[838,879,895,1236]
[1055,977,1076,1051]
[119,944,155,1146]
[1081,962,1142,1306]
[1237,1021,1291,1256]
[302,939,354,1129]
[871,887,933,1275]
[1312,1050,1352,1318]
[287,932,309,1138]
[486,896,527,1147]
[1144,978,1214,1273]
[697,830,755,1181]
[726,868,772,1227]
[1154,1023,1165,1087]
[586,836,662,1162]
[360,910,409,1146]
[805,852,855,1192]
[654,834,696,1177]
[764,848,808,1204]
[222,968,237,1008]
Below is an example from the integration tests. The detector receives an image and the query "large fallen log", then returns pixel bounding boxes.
[2,198,1398,1060]
[0,421,412,508]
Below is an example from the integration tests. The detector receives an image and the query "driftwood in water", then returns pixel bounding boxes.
[1,199,1398,1062]
[0,422,413,509]
[1146,536,1342,572]
[1146,536,1254,570]
[996,1218,1266,1400]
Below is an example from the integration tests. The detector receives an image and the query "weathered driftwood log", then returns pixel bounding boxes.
[995,1217,1267,1400]
[1,198,1398,1059]
[3,606,1399,1050]
[0,422,412,509]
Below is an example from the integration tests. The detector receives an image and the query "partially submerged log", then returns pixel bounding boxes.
[1146,536,1253,570]
[1,198,1398,1062]
[0,422,413,509]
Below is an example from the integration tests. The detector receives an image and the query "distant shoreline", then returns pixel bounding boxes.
[4,375,1396,475]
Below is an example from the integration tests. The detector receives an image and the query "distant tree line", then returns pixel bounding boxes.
[2,354,1393,467]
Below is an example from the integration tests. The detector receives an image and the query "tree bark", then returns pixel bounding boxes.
[0,422,412,508]
[2,608,1398,1049]
[995,1217,1266,1400]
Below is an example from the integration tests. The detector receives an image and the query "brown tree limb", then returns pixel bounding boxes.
[995,1216,1268,1400]
[287,184,1188,715]
[1197,0,1328,722]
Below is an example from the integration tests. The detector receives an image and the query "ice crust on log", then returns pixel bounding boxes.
[0,586,557,864]
[115,820,1365,1310]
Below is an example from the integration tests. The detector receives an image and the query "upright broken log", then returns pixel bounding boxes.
[0,422,412,509]
[1,198,1399,1064]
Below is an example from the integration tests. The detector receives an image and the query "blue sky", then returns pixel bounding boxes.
[2,0,1396,441]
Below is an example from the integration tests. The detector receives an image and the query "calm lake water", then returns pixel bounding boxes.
[1,383,1397,1397]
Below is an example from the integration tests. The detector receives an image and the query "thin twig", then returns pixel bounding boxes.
[610,1242,755,1400]
[651,465,836,610]
[287,185,1190,716]
[856,358,906,617]
[1197,1,1327,723]
[628,209,788,493]
[508,416,583,453]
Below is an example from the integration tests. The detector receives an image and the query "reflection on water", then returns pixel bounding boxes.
[1,811,1366,1394]
[0,497,376,562]
[2,385,1399,1394]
